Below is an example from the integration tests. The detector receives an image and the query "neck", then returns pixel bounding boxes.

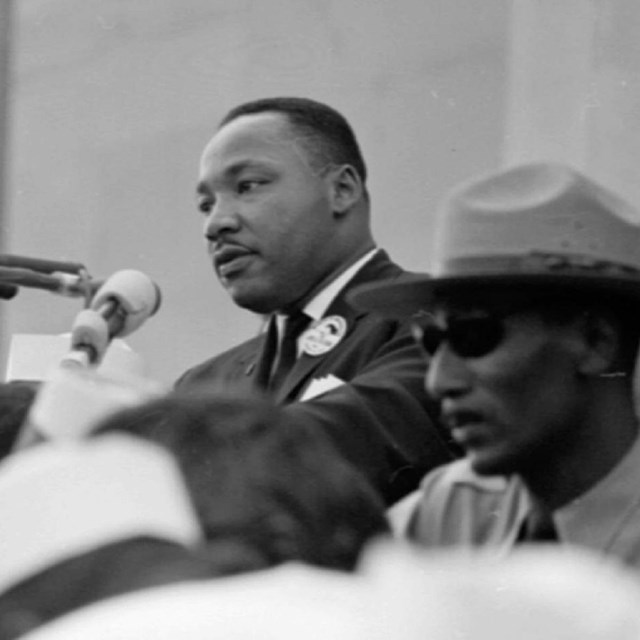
[520,382,639,511]
[280,241,375,314]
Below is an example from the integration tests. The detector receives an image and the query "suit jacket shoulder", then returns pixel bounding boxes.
[176,333,266,395]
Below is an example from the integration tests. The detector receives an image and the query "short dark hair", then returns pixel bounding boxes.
[219,97,368,184]
[93,390,387,573]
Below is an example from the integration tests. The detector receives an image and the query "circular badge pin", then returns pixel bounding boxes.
[301,315,348,356]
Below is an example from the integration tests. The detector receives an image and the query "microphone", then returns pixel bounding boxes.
[0,254,86,275]
[0,254,94,300]
[89,269,161,338]
[0,283,18,300]
[0,266,99,299]
[61,269,162,368]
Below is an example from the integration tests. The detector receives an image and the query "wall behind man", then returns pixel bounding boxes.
[4,0,508,384]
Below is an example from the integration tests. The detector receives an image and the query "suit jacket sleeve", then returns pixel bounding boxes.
[281,314,455,504]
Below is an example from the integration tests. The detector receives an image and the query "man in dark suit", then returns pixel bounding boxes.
[177,97,456,504]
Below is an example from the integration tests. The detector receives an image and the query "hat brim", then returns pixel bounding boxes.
[349,272,640,318]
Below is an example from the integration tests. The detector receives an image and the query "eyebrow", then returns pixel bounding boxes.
[196,159,273,195]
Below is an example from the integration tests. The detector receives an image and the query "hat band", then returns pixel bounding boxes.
[438,252,640,279]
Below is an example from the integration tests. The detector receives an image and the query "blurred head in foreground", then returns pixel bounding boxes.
[94,390,389,572]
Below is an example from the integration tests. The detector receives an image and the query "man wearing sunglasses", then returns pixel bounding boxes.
[351,162,640,567]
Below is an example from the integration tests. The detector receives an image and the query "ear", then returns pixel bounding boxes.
[326,165,364,216]
[575,312,621,377]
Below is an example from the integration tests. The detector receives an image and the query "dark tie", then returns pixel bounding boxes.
[268,311,311,391]
[518,506,558,543]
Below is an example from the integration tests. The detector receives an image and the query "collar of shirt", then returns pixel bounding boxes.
[274,248,379,352]
[404,434,640,565]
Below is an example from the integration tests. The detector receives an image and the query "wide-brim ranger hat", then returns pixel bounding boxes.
[350,162,640,316]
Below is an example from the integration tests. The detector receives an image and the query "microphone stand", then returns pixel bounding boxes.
[0,266,98,304]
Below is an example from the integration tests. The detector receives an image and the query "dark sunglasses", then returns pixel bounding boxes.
[411,311,506,359]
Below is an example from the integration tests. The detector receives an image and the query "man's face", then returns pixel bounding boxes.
[422,296,586,476]
[196,112,339,314]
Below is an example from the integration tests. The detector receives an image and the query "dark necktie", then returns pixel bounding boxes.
[268,311,311,391]
[518,506,558,543]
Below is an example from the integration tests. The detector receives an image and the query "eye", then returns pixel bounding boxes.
[197,198,213,214]
[237,179,266,194]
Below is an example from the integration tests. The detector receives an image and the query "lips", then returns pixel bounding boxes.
[213,244,255,276]
[442,410,483,430]
[440,408,489,446]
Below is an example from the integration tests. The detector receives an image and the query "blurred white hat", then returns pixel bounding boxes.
[18,563,366,640]
[0,434,202,596]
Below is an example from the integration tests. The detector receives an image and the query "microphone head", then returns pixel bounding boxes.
[0,284,18,300]
[69,309,110,351]
[90,270,162,338]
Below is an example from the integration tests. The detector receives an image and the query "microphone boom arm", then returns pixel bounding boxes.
[0,266,98,304]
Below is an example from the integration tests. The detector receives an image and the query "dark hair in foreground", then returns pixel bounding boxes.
[93,390,388,573]
[0,382,38,460]
[219,96,368,185]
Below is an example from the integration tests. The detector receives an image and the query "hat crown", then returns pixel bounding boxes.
[435,163,640,279]
[347,163,640,320]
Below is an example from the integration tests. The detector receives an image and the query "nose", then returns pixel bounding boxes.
[425,344,472,402]
[203,197,241,242]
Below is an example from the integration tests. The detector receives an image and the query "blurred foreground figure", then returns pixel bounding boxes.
[18,564,365,640]
[177,96,455,504]
[18,537,640,639]
[360,542,640,640]
[94,391,389,573]
[0,435,211,639]
[353,163,640,567]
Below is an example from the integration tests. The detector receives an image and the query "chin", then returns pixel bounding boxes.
[226,286,280,315]
[468,449,517,477]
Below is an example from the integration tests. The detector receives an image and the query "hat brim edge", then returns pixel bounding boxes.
[350,273,640,317]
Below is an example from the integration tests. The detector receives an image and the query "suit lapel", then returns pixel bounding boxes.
[273,250,403,402]
[219,320,275,392]
[274,299,358,403]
